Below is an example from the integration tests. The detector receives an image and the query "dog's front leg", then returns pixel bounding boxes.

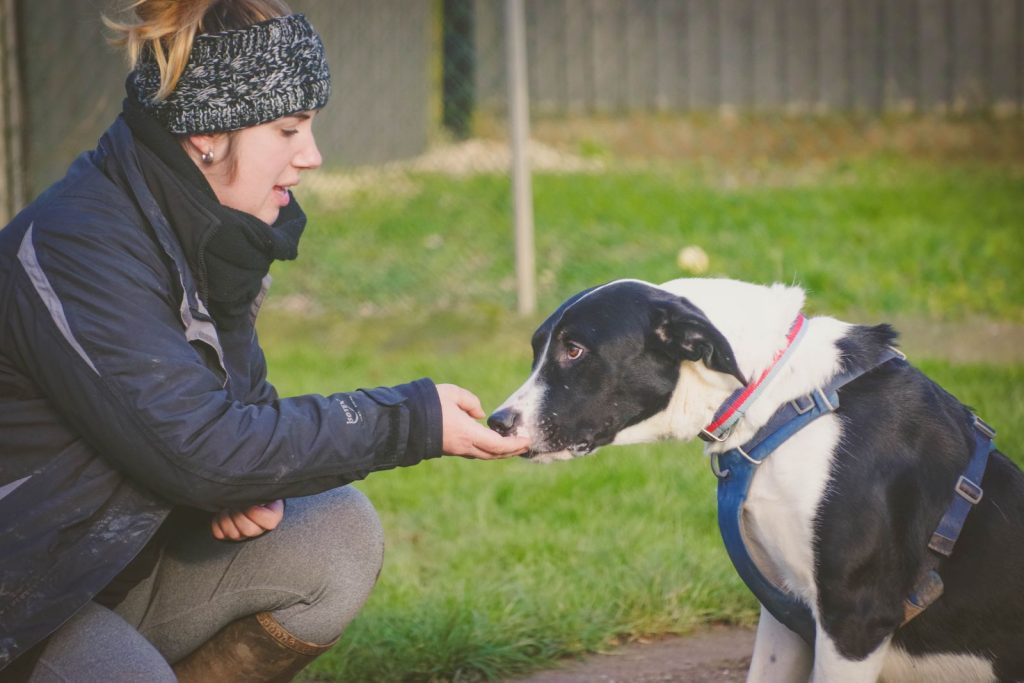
[810,623,890,683]
[746,605,812,683]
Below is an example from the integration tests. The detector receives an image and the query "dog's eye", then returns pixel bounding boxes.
[565,343,586,361]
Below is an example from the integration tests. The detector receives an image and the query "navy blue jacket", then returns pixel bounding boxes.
[0,118,442,668]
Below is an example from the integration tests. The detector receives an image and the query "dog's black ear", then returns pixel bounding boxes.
[651,297,746,385]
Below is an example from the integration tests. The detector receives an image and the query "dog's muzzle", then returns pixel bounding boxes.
[487,407,521,437]
[487,407,539,459]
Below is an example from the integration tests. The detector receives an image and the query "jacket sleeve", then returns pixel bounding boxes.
[247,331,279,405]
[9,208,443,509]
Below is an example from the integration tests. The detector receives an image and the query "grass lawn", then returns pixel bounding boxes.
[266,312,1022,683]
[280,158,1023,323]
[257,130,1023,681]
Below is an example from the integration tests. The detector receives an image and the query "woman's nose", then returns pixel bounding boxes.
[296,136,322,170]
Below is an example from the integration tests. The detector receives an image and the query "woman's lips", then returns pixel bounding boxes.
[274,186,291,206]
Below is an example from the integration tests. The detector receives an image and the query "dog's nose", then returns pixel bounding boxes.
[487,407,521,436]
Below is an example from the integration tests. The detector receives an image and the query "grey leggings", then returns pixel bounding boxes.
[28,486,384,682]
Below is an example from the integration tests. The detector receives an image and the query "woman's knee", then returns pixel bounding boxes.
[269,486,385,643]
[323,485,384,544]
[276,486,385,598]
[302,485,385,586]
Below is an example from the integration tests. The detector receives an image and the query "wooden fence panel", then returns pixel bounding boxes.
[919,0,952,112]
[297,0,431,167]
[883,0,919,112]
[591,0,628,112]
[990,0,1020,114]
[626,1,658,111]
[474,0,506,109]
[817,0,849,110]
[471,0,1022,117]
[849,0,883,111]
[951,0,988,111]
[784,0,819,111]
[10,0,1024,210]
[654,0,687,111]
[686,0,718,110]
[528,0,566,113]
[754,0,785,109]
[563,0,592,113]
[720,0,753,111]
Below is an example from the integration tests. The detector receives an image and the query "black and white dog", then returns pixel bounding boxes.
[488,278,1024,682]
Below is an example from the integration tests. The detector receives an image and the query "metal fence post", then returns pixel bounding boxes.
[505,0,535,316]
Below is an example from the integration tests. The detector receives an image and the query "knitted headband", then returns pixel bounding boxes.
[127,14,330,134]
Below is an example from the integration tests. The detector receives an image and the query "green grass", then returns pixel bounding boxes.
[283,158,1024,322]
[260,311,1024,682]
[256,148,1024,681]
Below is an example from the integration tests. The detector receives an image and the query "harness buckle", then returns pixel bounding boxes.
[790,394,815,415]
[972,415,996,440]
[816,388,836,412]
[955,476,983,505]
[710,452,730,479]
[736,446,764,466]
[699,428,727,443]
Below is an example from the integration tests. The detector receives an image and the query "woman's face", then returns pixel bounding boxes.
[193,111,322,224]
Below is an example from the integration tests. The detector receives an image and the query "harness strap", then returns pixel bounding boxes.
[715,347,902,645]
[929,416,994,556]
[715,343,996,641]
[902,417,995,623]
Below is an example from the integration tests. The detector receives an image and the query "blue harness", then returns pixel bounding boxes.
[707,348,995,645]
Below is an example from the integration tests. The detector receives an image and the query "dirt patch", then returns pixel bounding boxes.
[507,627,755,683]
[301,138,603,211]
[520,115,1024,167]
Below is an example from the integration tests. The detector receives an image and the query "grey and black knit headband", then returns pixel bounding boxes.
[127,14,330,134]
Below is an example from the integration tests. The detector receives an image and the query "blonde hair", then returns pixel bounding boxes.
[105,0,292,102]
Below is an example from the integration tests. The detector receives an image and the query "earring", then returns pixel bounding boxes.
[200,150,214,164]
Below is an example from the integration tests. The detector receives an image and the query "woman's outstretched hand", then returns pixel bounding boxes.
[209,385,525,541]
[211,499,285,541]
[437,383,531,459]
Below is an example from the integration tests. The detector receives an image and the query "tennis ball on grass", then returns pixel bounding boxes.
[677,245,709,274]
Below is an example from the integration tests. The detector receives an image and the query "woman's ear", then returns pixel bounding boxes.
[184,133,224,165]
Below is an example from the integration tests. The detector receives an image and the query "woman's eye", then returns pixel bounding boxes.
[566,343,585,361]
[282,129,299,137]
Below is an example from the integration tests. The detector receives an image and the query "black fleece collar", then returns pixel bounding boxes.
[122,99,305,330]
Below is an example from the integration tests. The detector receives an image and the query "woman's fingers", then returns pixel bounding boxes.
[437,383,531,458]
[210,500,285,541]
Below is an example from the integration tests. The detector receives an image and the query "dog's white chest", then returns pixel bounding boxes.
[738,415,841,609]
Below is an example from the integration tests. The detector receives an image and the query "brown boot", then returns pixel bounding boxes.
[172,611,337,683]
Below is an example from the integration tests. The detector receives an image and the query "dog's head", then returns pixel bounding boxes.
[488,280,745,462]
